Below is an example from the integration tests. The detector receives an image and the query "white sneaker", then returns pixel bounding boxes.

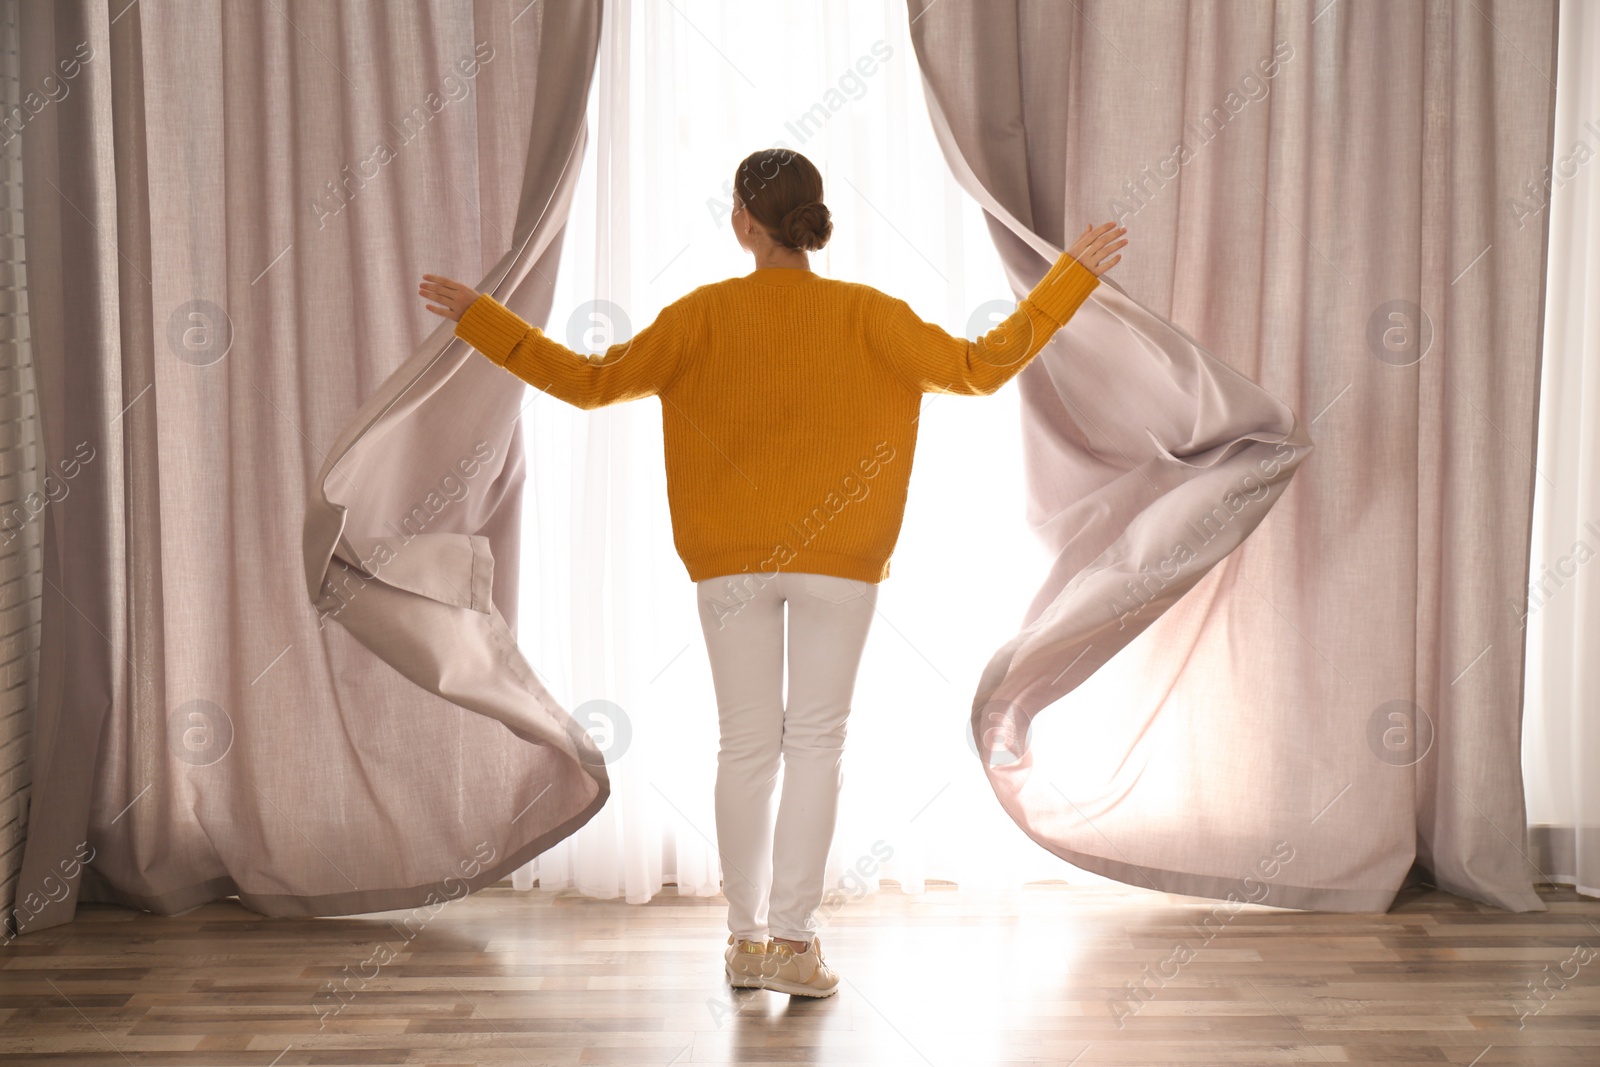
[724,934,769,988]
[761,936,840,997]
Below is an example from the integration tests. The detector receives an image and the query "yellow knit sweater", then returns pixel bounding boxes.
[454,252,1099,584]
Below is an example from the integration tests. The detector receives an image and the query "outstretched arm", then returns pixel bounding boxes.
[869,221,1125,396]
[419,274,684,410]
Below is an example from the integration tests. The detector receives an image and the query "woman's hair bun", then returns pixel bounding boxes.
[733,149,832,251]
[779,200,832,251]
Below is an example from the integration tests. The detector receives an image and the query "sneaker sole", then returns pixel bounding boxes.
[758,975,839,997]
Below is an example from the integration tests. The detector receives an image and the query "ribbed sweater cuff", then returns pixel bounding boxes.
[1028,252,1101,327]
[455,294,531,366]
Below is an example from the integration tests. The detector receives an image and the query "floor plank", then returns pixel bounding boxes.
[0,880,1596,1065]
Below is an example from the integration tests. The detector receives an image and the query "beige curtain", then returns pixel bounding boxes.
[12,0,604,934]
[909,0,1558,911]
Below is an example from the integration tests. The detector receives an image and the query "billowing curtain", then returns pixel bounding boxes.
[909,0,1558,911]
[12,0,604,934]
[1523,0,1600,898]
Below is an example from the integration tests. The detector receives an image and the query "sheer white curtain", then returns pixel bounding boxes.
[1522,0,1600,899]
[507,0,1115,904]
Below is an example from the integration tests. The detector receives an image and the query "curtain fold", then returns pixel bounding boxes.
[908,0,1558,912]
[12,0,604,935]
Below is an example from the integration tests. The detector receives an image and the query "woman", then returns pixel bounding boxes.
[419,148,1125,998]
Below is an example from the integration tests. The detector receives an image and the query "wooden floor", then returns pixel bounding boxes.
[0,879,1597,1065]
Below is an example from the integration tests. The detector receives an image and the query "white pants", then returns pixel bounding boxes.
[696,570,879,943]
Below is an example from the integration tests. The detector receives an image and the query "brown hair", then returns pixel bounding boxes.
[733,148,832,252]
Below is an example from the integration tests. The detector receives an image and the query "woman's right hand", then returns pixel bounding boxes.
[419,273,481,321]
[1066,221,1127,276]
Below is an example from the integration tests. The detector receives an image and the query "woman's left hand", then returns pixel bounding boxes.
[419,274,480,321]
[1065,222,1127,276]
